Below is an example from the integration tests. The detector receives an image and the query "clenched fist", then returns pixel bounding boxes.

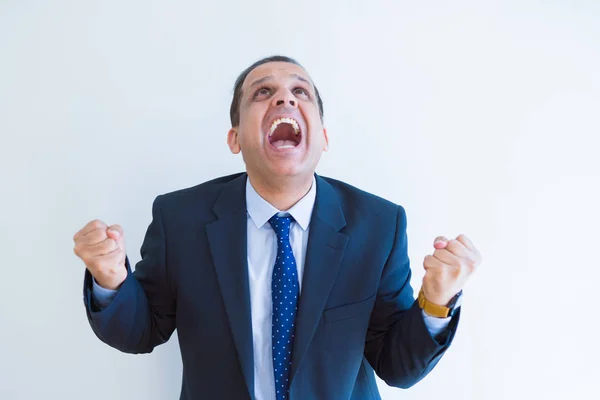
[422,234,481,306]
[73,219,127,290]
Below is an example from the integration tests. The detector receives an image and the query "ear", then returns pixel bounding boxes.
[227,127,241,154]
[322,128,329,152]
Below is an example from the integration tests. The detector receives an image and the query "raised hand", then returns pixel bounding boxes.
[422,234,481,306]
[73,220,127,290]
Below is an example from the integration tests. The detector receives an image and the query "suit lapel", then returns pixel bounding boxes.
[205,173,255,400]
[290,175,349,382]
[204,173,349,394]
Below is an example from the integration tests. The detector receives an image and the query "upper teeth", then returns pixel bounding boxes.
[269,117,300,136]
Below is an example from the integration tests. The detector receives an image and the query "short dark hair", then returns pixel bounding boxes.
[229,55,324,127]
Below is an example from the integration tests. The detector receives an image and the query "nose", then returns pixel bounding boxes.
[272,89,297,109]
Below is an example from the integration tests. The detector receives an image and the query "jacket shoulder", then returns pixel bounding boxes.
[319,175,404,217]
[155,172,245,210]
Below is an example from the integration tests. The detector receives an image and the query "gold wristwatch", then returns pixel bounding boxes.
[417,288,463,318]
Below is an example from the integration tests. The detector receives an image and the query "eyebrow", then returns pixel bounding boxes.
[249,73,313,89]
[291,74,312,85]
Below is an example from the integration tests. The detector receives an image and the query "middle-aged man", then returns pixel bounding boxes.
[74,55,482,400]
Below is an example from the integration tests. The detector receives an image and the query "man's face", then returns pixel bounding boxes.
[227,62,328,182]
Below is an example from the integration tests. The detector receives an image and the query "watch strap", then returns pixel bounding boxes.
[418,288,454,318]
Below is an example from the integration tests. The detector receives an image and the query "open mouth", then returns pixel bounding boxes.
[268,117,301,149]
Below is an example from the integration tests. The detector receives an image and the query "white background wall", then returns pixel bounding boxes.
[1,1,599,399]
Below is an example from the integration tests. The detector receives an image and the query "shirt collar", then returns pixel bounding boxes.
[246,176,316,231]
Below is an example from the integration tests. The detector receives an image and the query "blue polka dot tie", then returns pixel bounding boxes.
[269,214,299,400]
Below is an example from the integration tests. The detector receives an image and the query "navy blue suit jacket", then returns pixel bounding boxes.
[83,173,459,399]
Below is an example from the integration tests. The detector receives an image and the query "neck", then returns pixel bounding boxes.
[247,172,314,211]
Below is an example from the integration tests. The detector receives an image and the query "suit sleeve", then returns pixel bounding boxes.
[82,195,176,354]
[363,205,460,388]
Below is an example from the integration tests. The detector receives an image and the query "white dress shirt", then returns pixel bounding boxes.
[92,176,451,400]
[245,177,314,400]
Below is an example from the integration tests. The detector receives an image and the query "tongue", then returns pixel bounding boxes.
[269,123,299,146]
[272,140,298,148]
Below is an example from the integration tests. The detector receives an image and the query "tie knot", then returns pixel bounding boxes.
[268,214,294,240]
